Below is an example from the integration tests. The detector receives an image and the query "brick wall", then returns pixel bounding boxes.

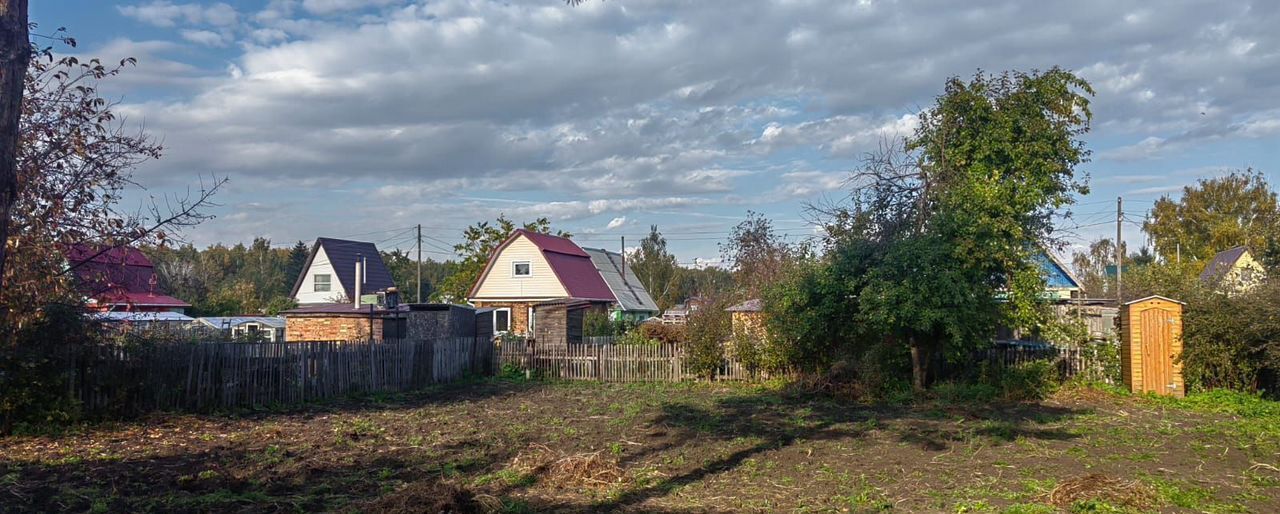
[286,316,384,341]
[471,301,535,334]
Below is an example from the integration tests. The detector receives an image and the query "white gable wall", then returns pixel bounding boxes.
[294,246,347,304]
[471,235,568,300]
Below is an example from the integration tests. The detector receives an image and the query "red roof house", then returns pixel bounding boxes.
[65,245,190,313]
[467,229,614,335]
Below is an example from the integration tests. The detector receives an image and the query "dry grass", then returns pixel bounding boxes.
[354,480,488,514]
[510,443,625,490]
[1044,473,1159,511]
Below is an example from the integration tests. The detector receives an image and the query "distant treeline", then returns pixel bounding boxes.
[143,239,455,316]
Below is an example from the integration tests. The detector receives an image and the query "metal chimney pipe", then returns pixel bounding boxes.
[353,259,363,309]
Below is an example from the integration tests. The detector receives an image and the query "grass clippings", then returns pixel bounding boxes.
[1045,473,1159,511]
[510,443,624,490]
[357,480,489,514]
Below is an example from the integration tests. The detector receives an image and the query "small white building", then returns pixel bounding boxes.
[290,238,397,305]
[192,316,287,342]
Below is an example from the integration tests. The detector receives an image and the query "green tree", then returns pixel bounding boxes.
[816,68,1093,390]
[720,211,802,299]
[628,225,679,310]
[1144,170,1280,266]
[285,240,309,286]
[433,215,565,302]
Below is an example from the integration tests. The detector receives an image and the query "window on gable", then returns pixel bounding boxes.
[314,274,331,292]
[512,261,531,277]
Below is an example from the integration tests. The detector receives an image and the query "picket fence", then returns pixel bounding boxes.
[63,337,492,415]
[495,339,755,382]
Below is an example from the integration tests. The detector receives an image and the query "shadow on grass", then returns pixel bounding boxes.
[0,381,1089,513]
[592,387,1085,511]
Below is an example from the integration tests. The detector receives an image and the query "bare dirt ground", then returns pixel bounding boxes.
[2,380,1278,513]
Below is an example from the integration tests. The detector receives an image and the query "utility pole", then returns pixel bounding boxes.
[416,224,422,303]
[1116,196,1123,302]
[1176,243,1181,265]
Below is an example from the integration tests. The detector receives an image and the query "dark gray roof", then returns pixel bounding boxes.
[581,247,660,313]
[290,237,396,298]
[1199,246,1249,282]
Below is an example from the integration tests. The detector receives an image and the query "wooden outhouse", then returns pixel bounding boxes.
[1119,295,1185,397]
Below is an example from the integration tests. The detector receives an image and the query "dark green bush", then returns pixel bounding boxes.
[684,303,730,380]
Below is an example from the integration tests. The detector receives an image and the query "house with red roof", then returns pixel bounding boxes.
[65,245,191,313]
[467,229,616,335]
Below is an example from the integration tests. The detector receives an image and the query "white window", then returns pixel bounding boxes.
[527,307,536,334]
[494,308,511,333]
[512,261,531,277]
[313,274,331,292]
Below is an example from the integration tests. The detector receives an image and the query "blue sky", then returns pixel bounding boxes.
[31,0,1280,264]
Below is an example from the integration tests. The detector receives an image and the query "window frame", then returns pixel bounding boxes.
[493,308,512,334]
[313,273,332,292]
[511,260,532,277]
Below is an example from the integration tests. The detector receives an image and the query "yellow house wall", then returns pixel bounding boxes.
[471,235,569,301]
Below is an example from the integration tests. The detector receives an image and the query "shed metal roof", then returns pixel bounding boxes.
[582,247,659,313]
[194,316,286,329]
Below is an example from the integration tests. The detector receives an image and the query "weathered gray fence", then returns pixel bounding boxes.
[981,345,1108,382]
[495,339,754,382]
[64,337,492,415]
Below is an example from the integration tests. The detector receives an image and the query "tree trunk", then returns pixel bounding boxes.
[909,334,931,391]
[0,0,29,290]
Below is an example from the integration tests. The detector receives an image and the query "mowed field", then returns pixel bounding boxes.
[2,379,1279,513]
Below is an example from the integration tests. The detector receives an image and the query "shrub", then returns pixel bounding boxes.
[684,303,730,380]
[639,322,685,345]
[1179,281,1280,394]
[979,360,1061,402]
[616,329,658,346]
[1,304,99,433]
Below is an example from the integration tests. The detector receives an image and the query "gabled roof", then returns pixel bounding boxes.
[582,247,659,313]
[1036,250,1082,290]
[65,244,190,307]
[1123,294,1185,306]
[289,238,396,298]
[1199,246,1250,283]
[467,229,615,301]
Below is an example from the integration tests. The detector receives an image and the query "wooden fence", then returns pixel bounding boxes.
[981,345,1109,382]
[62,337,492,416]
[495,339,754,382]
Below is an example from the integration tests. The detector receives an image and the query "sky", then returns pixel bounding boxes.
[30,0,1280,265]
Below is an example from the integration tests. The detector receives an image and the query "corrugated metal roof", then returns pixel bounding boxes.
[726,299,763,312]
[194,316,286,329]
[582,247,659,313]
[93,311,194,322]
[1200,246,1249,282]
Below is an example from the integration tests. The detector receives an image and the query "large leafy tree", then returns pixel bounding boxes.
[720,212,802,300]
[815,69,1093,389]
[1144,170,1279,267]
[628,225,679,310]
[433,215,565,302]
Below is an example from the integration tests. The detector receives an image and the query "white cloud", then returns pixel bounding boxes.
[606,216,627,229]
[180,29,230,47]
[301,0,401,16]
[118,1,238,28]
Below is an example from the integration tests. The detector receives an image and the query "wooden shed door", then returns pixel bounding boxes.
[1139,308,1173,394]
